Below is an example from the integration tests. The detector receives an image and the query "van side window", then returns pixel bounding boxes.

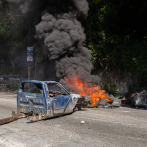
[21,83,43,94]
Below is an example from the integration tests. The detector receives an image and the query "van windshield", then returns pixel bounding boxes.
[47,83,68,97]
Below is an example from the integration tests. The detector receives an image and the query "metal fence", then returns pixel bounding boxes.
[0,75,24,92]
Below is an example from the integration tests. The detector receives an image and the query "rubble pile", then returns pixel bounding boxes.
[88,94,121,109]
[130,90,147,108]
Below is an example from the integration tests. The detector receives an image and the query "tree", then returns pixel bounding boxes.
[0,0,28,75]
[85,0,147,74]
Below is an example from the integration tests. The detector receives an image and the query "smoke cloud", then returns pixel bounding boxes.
[8,0,101,92]
[7,0,33,14]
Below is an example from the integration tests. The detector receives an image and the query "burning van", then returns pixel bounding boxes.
[16,80,91,121]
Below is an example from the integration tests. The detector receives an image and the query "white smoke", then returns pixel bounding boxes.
[73,0,89,17]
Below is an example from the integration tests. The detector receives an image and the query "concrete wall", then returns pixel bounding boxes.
[97,70,139,95]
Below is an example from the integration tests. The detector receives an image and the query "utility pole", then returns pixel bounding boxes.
[9,1,23,21]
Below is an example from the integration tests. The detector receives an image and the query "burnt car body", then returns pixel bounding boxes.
[17,80,91,121]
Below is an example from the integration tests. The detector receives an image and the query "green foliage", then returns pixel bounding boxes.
[0,19,10,38]
[0,0,9,8]
[103,83,120,96]
[85,0,147,75]
[0,1,29,76]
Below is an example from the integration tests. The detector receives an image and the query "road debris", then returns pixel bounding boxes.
[0,111,25,125]
[81,121,85,124]
[130,90,147,107]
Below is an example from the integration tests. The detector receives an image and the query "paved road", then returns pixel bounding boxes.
[0,92,147,147]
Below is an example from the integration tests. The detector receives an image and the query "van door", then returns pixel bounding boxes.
[18,82,46,115]
[52,95,69,115]
[47,83,70,116]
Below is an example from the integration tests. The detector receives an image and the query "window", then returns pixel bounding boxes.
[47,83,68,96]
[21,83,43,94]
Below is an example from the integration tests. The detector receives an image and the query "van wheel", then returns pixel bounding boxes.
[77,106,81,110]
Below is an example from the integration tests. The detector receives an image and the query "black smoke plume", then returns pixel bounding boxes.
[8,0,101,92]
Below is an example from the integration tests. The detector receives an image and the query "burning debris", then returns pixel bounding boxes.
[65,73,112,106]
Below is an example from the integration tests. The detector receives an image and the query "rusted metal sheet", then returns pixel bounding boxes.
[0,111,26,125]
[0,116,18,125]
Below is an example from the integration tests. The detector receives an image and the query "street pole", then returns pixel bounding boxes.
[28,67,31,81]
[28,66,31,89]
[9,1,23,21]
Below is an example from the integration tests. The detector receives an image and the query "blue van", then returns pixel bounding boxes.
[17,80,91,121]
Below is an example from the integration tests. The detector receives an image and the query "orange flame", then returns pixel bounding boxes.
[67,74,112,106]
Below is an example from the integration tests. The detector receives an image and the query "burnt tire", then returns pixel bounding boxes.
[88,101,100,108]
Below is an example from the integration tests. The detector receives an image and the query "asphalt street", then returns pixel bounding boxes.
[0,92,147,147]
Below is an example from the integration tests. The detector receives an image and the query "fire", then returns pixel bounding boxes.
[67,74,112,106]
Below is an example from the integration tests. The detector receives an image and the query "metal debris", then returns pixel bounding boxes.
[0,111,24,125]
